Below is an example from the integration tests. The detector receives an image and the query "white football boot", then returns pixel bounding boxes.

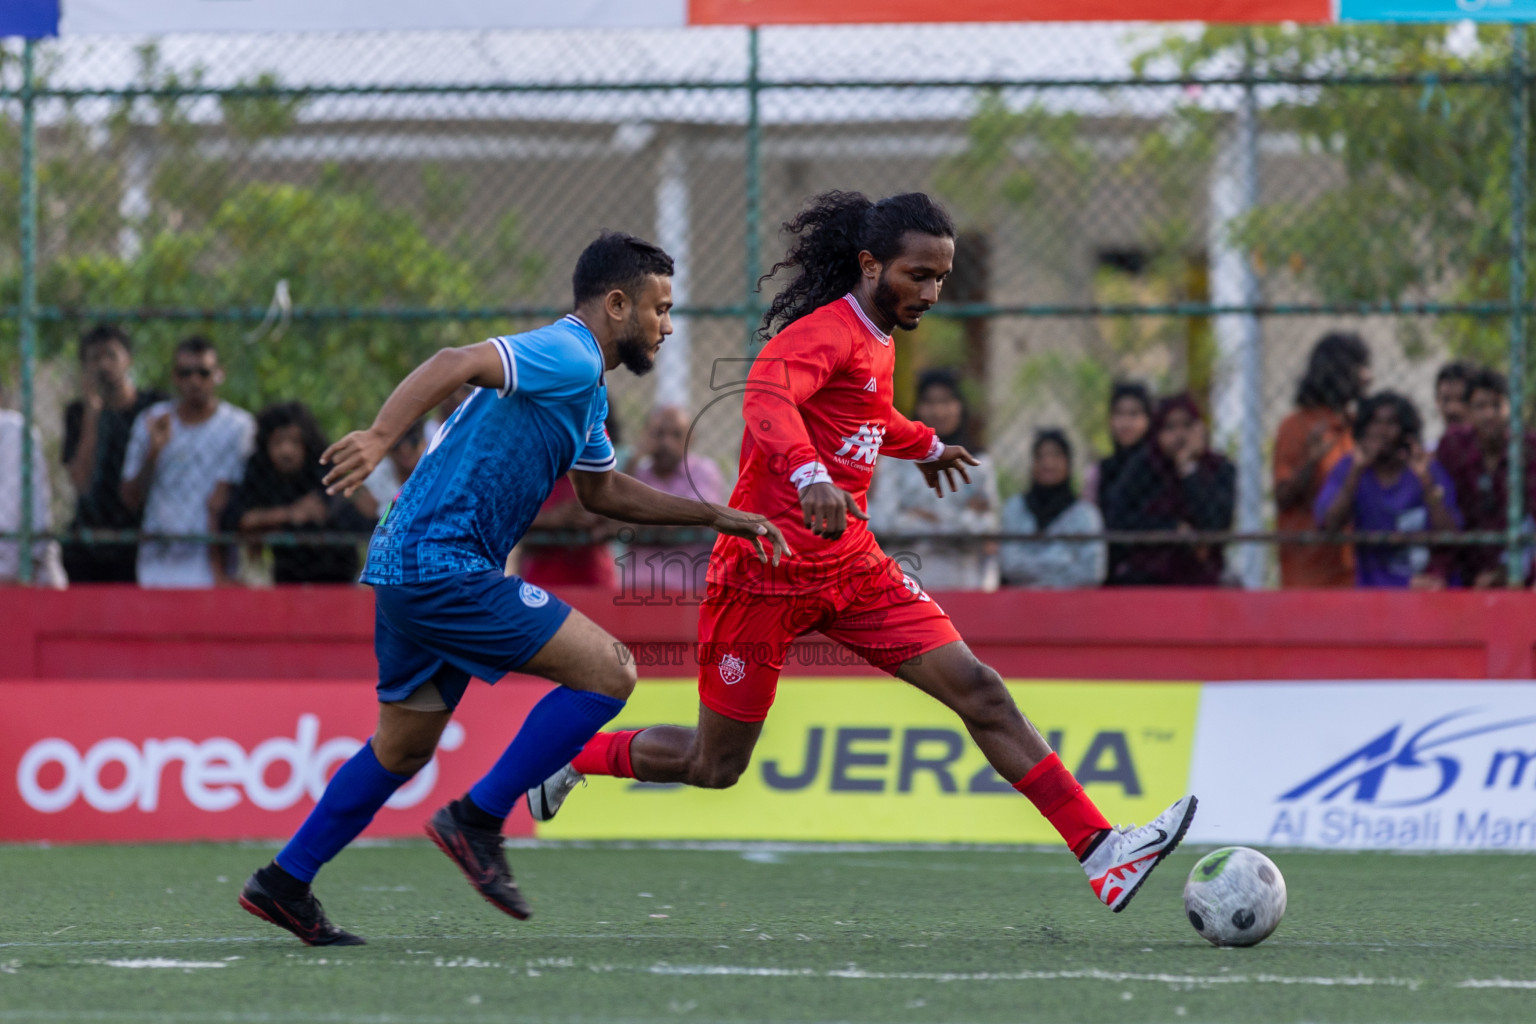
[1081,794,1198,912]
[527,762,586,822]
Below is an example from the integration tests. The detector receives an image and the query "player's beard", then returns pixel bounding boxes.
[615,315,658,376]
[872,270,921,332]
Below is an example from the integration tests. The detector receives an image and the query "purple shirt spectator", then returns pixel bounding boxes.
[1314,453,1461,588]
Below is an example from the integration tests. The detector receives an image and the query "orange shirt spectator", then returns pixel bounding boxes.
[1273,331,1372,588]
[1274,407,1354,587]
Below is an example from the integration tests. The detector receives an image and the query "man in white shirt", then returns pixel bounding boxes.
[121,336,255,588]
[0,406,66,587]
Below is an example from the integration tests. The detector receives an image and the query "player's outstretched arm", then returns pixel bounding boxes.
[321,343,505,497]
[917,445,981,498]
[571,469,791,565]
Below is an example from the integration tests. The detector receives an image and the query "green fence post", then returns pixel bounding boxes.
[18,38,39,585]
[745,25,762,350]
[1509,27,1529,588]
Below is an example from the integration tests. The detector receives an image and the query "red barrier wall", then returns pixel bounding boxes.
[3,586,1534,680]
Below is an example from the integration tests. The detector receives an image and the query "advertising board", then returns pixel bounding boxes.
[0,679,548,843]
[2,677,1198,845]
[1187,682,1536,851]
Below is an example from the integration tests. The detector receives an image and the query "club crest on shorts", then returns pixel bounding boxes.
[519,582,550,608]
[718,652,747,685]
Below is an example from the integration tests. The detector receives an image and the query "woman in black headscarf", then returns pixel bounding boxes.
[1087,381,1153,583]
[1101,393,1235,586]
[867,368,1000,590]
[1090,381,1153,502]
[1000,429,1106,588]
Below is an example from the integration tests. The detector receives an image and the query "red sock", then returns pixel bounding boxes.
[1014,752,1111,858]
[571,729,641,779]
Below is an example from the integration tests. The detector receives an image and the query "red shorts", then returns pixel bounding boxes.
[696,555,962,722]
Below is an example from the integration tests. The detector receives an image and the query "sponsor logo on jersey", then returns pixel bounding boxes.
[835,423,885,466]
[719,652,747,685]
[520,582,550,608]
[863,377,877,392]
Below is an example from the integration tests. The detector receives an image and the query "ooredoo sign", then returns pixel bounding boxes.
[0,680,546,842]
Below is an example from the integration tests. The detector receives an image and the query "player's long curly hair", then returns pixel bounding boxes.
[756,190,954,340]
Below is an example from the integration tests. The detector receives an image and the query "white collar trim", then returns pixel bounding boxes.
[843,294,891,345]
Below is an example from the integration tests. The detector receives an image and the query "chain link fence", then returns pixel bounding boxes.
[2,23,1532,590]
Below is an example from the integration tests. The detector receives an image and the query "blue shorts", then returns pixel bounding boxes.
[373,570,572,709]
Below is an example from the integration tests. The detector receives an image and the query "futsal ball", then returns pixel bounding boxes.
[1183,847,1287,947]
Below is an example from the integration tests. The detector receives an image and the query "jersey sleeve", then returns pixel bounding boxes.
[489,330,598,401]
[883,409,941,462]
[572,388,616,473]
[741,323,846,489]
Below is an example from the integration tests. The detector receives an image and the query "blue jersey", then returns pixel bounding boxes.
[360,315,615,585]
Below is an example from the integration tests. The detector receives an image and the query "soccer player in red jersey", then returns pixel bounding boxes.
[533,192,1196,911]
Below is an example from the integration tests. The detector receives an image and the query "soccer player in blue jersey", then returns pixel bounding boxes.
[238,233,788,946]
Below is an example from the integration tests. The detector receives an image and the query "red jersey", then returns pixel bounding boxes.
[709,295,939,593]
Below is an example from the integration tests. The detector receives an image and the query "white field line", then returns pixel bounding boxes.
[83,958,229,970]
[0,1013,883,1024]
[0,1015,762,1024]
[6,932,1524,954]
[39,951,1536,997]
[34,949,1425,990]
[640,963,1422,989]
[0,937,278,950]
[0,934,676,950]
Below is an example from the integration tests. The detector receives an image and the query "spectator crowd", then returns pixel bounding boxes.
[1,324,1530,591]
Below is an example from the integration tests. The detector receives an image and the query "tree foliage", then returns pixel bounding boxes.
[931,24,1533,456]
[3,42,544,440]
[932,89,1215,456]
[1140,23,1530,367]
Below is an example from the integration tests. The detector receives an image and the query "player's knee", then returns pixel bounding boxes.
[604,651,638,700]
[959,664,1014,731]
[695,765,744,789]
[580,644,637,701]
[690,754,749,789]
[371,737,436,777]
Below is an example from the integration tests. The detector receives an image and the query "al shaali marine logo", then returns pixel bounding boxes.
[1280,709,1536,808]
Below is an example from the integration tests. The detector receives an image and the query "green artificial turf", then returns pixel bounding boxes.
[1,841,1532,1023]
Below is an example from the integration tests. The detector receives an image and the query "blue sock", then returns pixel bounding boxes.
[468,688,626,820]
[276,740,409,883]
